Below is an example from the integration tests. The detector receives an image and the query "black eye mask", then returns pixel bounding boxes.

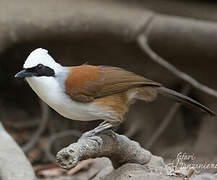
[15,64,55,78]
[28,64,55,77]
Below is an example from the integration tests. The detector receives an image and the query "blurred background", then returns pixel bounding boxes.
[0,0,217,178]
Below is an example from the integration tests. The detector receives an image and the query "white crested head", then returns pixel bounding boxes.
[23,48,62,73]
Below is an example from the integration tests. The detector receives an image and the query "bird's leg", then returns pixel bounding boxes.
[82,119,121,137]
[95,120,109,128]
[80,119,121,145]
[81,121,112,137]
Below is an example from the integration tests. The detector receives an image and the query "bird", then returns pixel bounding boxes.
[15,48,216,139]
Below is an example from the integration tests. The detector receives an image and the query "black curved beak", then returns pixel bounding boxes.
[15,69,34,78]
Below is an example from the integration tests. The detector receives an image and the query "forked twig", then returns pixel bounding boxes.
[146,86,190,148]
[137,35,217,98]
[22,101,49,153]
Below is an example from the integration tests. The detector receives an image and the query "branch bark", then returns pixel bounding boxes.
[56,130,156,169]
[45,129,81,163]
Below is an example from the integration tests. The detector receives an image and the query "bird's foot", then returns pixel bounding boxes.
[82,129,96,137]
[79,130,103,146]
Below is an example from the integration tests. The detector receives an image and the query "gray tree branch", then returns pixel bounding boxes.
[56,130,160,169]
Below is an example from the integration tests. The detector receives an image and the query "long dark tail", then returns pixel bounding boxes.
[158,87,216,116]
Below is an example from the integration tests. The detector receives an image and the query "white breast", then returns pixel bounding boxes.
[25,77,111,121]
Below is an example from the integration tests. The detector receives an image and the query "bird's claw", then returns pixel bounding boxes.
[79,130,103,147]
[88,136,103,146]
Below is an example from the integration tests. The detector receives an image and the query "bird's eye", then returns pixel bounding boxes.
[37,64,43,70]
